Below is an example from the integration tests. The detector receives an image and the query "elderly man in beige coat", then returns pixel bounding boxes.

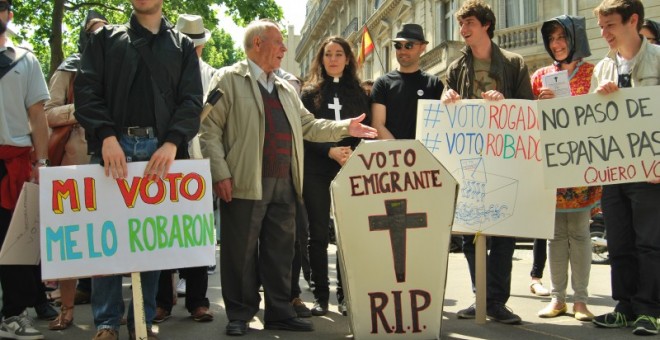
[200,19,375,337]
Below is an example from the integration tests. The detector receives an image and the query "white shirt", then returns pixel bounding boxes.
[247,59,275,93]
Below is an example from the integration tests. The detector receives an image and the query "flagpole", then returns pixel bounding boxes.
[371,38,386,73]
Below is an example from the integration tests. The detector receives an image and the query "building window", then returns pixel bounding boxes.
[504,0,537,27]
[375,0,384,10]
[444,0,457,42]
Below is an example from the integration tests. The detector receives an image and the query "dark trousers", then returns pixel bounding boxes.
[303,173,336,303]
[0,207,48,317]
[78,277,92,293]
[291,201,309,299]
[220,178,297,322]
[462,235,515,306]
[157,267,209,313]
[602,182,660,318]
[530,239,547,278]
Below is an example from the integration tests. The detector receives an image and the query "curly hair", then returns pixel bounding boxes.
[593,0,645,31]
[456,0,496,39]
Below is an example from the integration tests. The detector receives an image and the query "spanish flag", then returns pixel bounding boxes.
[357,26,374,66]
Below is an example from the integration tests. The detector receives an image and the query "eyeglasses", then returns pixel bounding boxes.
[0,2,10,11]
[394,42,419,50]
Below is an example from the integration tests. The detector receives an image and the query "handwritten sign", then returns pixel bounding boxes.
[0,183,40,265]
[538,86,660,187]
[416,99,556,239]
[39,160,215,280]
[331,140,458,339]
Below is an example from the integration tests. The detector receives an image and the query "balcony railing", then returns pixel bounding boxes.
[342,17,358,38]
[495,22,542,49]
[296,0,332,57]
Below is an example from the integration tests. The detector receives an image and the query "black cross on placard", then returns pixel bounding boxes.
[368,199,427,282]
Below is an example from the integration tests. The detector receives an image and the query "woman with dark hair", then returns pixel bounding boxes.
[44,10,108,331]
[531,15,601,322]
[640,19,659,45]
[300,36,370,316]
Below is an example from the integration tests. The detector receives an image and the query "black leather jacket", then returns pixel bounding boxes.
[74,14,202,158]
[446,41,534,100]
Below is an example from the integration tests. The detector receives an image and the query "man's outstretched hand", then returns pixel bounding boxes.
[348,113,377,139]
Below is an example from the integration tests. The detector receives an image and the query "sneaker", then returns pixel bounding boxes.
[487,303,522,324]
[457,304,476,319]
[338,301,348,316]
[0,310,45,340]
[311,300,328,316]
[191,306,214,322]
[593,311,631,328]
[633,315,659,335]
[153,307,171,324]
[93,328,118,340]
[529,281,551,297]
[176,278,186,296]
[291,298,312,318]
[34,302,58,321]
[207,265,216,275]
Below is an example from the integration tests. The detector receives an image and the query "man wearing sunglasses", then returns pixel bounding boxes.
[442,0,533,326]
[371,23,443,140]
[0,0,53,339]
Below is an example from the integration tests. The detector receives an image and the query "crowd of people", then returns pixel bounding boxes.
[0,0,658,339]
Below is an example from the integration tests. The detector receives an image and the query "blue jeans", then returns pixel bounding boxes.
[91,134,160,330]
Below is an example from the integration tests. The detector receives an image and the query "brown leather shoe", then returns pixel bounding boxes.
[93,329,118,340]
[48,305,74,330]
[191,306,214,322]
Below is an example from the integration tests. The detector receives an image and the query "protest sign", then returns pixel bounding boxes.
[0,182,40,265]
[39,160,215,280]
[331,140,458,339]
[538,86,660,187]
[416,99,555,239]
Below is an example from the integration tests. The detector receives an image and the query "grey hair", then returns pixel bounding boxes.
[243,19,280,51]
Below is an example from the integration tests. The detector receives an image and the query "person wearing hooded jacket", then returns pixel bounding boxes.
[640,19,659,45]
[530,15,601,321]
[44,11,109,331]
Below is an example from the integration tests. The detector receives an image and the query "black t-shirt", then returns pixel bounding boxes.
[371,70,444,139]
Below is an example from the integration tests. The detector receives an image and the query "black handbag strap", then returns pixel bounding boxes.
[125,27,176,110]
[0,47,28,81]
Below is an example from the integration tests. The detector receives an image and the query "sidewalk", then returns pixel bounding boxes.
[14,245,642,339]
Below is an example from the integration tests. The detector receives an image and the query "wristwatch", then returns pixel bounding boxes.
[35,158,50,167]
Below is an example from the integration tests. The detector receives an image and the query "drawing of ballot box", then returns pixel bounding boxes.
[451,158,518,229]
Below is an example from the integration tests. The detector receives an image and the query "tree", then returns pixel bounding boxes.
[202,28,245,69]
[11,0,282,77]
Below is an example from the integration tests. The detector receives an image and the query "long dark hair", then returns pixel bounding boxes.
[302,36,367,115]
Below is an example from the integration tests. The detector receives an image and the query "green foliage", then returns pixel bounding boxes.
[202,28,246,69]
[9,0,283,77]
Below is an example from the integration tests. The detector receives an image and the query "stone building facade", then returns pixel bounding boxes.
[294,0,659,82]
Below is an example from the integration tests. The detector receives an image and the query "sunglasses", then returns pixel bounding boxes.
[0,2,10,11]
[394,42,419,50]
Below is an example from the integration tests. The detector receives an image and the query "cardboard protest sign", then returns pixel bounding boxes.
[0,182,40,265]
[39,160,215,280]
[331,140,458,339]
[538,86,660,187]
[416,99,556,239]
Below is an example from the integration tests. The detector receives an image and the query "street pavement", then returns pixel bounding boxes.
[12,245,645,339]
